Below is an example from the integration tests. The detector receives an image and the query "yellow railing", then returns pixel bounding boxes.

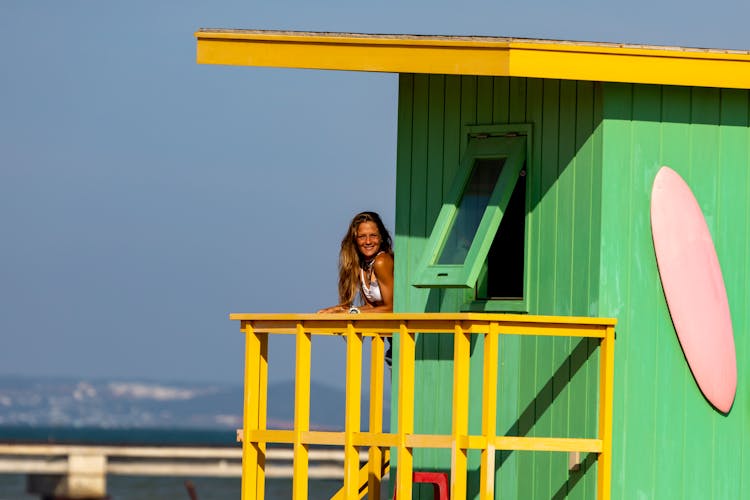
[229,313,616,500]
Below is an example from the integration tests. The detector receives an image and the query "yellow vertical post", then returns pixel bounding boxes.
[344,322,363,498]
[396,322,415,499]
[256,332,268,500]
[596,326,615,500]
[241,322,263,500]
[451,322,470,500]
[479,323,499,500]
[293,323,311,500]
[368,333,386,498]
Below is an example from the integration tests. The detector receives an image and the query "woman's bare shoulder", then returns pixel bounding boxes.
[373,252,394,270]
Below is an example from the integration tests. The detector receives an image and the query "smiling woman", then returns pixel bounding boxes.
[317,211,394,314]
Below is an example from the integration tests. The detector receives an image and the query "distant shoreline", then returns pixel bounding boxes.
[0,425,239,447]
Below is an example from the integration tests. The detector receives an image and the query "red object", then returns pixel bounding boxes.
[393,471,449,500]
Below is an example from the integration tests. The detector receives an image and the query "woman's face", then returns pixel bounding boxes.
[356,221,382,259]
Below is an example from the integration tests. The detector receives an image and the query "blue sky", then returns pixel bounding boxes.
[1,0,748,389]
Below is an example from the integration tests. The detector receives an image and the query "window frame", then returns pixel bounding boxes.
[413,124,531,292]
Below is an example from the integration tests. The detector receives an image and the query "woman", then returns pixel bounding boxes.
[318,211,394,314]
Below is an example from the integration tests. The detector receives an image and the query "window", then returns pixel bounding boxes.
[413,128,528,309]
[475,168,526,300]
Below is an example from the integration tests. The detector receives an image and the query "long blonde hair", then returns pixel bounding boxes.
[338,212,393,306]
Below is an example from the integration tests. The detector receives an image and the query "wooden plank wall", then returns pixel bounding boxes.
[393,74,604,499]
[600,83,750,499]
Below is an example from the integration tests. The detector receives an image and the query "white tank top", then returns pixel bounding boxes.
[360,253,384,304]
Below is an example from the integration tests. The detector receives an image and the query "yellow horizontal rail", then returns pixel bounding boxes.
[244,431,602,453]
[231,313,616,500]
[231,313,614,334]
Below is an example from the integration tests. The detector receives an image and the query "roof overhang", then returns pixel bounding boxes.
[195,30,750,90]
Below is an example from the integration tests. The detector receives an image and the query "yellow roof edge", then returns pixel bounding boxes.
[195,29,750,89]
[195,29,750,57]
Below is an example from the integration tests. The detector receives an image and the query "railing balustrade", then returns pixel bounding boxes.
[230,313,615,500]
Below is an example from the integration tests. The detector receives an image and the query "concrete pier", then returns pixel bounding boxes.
[27,451,107,499]
[0,443,368,498]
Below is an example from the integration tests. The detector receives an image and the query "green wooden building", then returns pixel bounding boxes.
[200,31,750,498]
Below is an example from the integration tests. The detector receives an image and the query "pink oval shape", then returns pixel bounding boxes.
[651,166,736,413]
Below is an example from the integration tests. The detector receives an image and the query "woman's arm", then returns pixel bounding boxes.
[317,304,349,314]
[359,253,394,313]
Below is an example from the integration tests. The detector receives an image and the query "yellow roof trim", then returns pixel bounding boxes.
[196,30,750,89]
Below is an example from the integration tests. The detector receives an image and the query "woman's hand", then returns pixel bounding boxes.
[316,305,347,314]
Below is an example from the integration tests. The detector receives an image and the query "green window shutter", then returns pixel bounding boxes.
[413,135,526,288]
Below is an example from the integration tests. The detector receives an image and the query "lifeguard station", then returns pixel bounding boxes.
[196,31,750,499]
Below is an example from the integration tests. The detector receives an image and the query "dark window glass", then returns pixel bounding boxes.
[437,158,506,264]
[481,167,526,299]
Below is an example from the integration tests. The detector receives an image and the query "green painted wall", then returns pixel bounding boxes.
[599,84,750,499]
[393,76,750,498]
[393,74,605,499]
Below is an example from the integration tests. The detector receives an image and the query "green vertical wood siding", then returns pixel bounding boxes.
[600,83,750,500]
[394,74,604,499]
[394,75,750,498]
